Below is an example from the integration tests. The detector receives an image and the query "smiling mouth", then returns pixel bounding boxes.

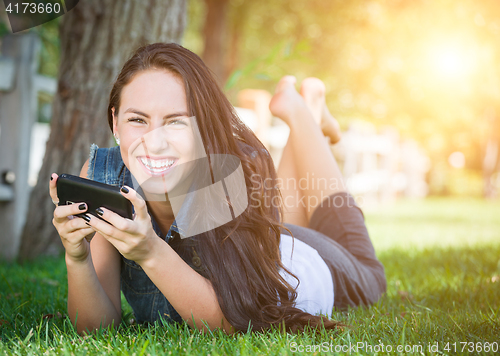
[138,156,177,176]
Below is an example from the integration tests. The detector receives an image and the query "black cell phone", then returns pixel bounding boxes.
[56,173,133,220]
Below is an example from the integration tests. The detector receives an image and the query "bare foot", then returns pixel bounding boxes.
[300,77,342,144]
[269,76,310,126]
[299,77,324,125]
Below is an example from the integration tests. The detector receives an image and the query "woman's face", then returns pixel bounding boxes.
[113,69,203,197]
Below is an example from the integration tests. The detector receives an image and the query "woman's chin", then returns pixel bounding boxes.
[136,179,170,198]
[130,164,191,200]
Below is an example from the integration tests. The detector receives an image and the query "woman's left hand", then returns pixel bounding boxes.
[85,186,160,264]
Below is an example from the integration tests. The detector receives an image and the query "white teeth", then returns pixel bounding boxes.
[140,158,175,171]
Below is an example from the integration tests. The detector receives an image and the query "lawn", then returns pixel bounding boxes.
[1,197,499,355]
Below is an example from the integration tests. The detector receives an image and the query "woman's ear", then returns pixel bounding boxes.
[112,108,121,145]
[111,107,118,135]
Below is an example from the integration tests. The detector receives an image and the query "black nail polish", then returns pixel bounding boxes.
[78,203,86,211]
[81,214,91,222]
[95,208,104,216]
[121,186,129,194]
[85,222,91,226]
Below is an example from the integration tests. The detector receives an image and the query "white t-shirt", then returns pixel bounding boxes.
[279,234,334,317]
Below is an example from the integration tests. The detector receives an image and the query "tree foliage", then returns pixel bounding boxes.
[186,0,500,194]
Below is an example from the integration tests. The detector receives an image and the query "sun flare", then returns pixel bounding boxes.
[428,42,476,81]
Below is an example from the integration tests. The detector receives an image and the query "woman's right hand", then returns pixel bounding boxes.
[49,173,95,262]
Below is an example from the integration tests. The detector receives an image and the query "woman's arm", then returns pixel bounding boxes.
[84,187,234,334]
[139,238,234,333]
[66,234,122,333]
[53,160,122,334]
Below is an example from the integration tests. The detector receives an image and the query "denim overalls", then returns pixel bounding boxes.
[87,144,205,324]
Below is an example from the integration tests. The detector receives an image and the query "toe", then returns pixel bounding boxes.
[275,75,297,93]
[300,77,325,98]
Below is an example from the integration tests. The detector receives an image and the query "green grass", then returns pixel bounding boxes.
[1,197,500,355]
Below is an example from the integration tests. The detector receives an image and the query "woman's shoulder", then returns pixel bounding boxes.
[86,144,125,184]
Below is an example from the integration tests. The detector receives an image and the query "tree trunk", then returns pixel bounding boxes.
[18,0,186,260]
[202,0,229,85]
[224,1,250,84]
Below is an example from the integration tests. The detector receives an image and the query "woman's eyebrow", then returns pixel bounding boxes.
[123,108,189,119]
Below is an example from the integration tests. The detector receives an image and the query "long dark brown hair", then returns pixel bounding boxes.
[107,43,342,332]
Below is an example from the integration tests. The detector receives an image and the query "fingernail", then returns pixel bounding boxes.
[95,208,104,216]
[81,214,91,222]
[78,203,86,211]
[121,186,129,194]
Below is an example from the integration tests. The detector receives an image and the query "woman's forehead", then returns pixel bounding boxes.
[125,69,184,91]
[120,70,187,111]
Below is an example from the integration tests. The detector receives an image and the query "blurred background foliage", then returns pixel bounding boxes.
[183,0,500,198]
[2,0,500,197]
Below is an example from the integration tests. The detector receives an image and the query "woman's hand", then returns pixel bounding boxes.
[83,186,160,264]
[49,173,95,263]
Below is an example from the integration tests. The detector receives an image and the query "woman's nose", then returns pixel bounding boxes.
[142,125,169,154]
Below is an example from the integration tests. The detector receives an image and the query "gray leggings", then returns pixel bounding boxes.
[282,191,386,310]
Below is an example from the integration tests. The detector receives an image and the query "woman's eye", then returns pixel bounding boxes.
[168,119,187,126]
[128,117,146,124]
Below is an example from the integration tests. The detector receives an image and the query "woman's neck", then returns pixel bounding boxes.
[140,173,196,237]
[145,198,176,237]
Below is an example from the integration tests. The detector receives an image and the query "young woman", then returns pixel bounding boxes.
[49,43,386,334]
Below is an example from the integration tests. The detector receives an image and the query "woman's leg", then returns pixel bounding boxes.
[272,76,345,222]
[300,77,342,145]
[272,76,386,307]
[277,140,309,227]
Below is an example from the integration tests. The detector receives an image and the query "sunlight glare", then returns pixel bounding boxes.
[429,43,475,80]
